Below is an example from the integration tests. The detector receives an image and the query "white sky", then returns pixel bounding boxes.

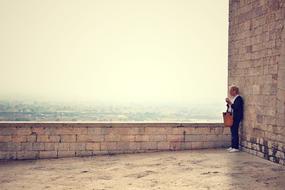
[0,0,228,105]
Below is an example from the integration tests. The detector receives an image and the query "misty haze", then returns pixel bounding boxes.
[0,0,228,122]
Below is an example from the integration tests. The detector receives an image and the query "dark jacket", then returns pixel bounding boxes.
[227,95,244,122]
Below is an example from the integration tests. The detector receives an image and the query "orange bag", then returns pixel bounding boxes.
[223,109,233,127]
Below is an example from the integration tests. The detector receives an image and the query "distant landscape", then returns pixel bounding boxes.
[0,100,224,123]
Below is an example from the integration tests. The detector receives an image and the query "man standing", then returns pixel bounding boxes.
[225,85,244,152]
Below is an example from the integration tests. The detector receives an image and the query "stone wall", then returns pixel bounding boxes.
[0,123,230,160]
[228,0,285,165]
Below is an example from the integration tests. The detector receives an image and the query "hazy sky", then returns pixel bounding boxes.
[0,0,228,105]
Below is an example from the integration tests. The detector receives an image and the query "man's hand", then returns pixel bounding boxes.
[225,98,232,105]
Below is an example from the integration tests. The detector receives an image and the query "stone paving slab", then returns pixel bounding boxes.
[0,149,284,190]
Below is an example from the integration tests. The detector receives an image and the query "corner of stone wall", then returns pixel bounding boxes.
[228,0,285,165]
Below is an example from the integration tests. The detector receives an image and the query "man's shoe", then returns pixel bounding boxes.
[229,148,240,153]
[227,147,233,151]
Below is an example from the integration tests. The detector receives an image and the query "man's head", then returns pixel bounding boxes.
[229,85,239,97]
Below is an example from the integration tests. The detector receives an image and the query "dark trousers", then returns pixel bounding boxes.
[230,119,241,149]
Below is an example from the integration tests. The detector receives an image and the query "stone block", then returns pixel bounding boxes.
[0,136,12,142]
[32,143,45,151]
[57,143,69,151]
[37,135,49,142]
[16,128,32,135]
[101,142,117,151]
[104,134,121,142]
[27,135,37,142]
[129,142,141,150]
[76,151,93,157]
[185,135,205,142]
[31,127,45,135]
[167,135,184,141]
[0,151,16,160]
[49,135,61,142]
[87,127,102,135]
[58,151,75,158]
[191,142,204,149]
[169,142,182,150]
[61,135,76,142]
[180,142,192,150]
[44,143,56,151]
[39,151,58,159]
[20,142,33,151]
[73,127,88,135]
[77,135,104,142]
[141,142,157,150]
[116,142,130,150]
[0,127,16,136]
[149,135,166,142]
[86,143,100,151]
[135,135,149,142]
[191,127,211,134]
[56,127,74,135]
[69,143,86,151]
[120,135,135,142]
[16,151,39,160]
[145,127,167,135]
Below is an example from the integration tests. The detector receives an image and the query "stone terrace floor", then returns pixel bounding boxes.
[0,149,284,190]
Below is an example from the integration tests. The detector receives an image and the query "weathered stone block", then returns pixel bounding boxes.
[37,135,49,142]
[191,142,204,149]
[39,151,58,159]
[87,127,102,135]
[116,142,130,150]
[101,142,117,151]
[27,135,37,142]
[0,151,16,160]
[180,142,192,150]
[104,134,121,142]
[31,127,45,135]
[135,135,149,142]
[205,135,223,141]
[185,135,205,142]
[120,135,135,142]
[44,143,56,151]
[149,135,166,142]
[16,128,32,135]
[77,135,104,142]
[57,143,69,151]
[20,142,33,151]
[0,127,16,135]
[60,135,76,142]
[69,143,86,151]
[32,143,45,151]
[145,128,167,134]
[58,151,75,158]
[49,135,61,142]
[191,128,211,134]
[141,142,157,150]
[86,143,100,151]
[56,127,74,135]
[76,151,93,157]
[16,151,39,160]
[167,135,184,141]
[73,127,88,135]
[169,142,182,150]
[0,135,12,142]
[128,142,141,150]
